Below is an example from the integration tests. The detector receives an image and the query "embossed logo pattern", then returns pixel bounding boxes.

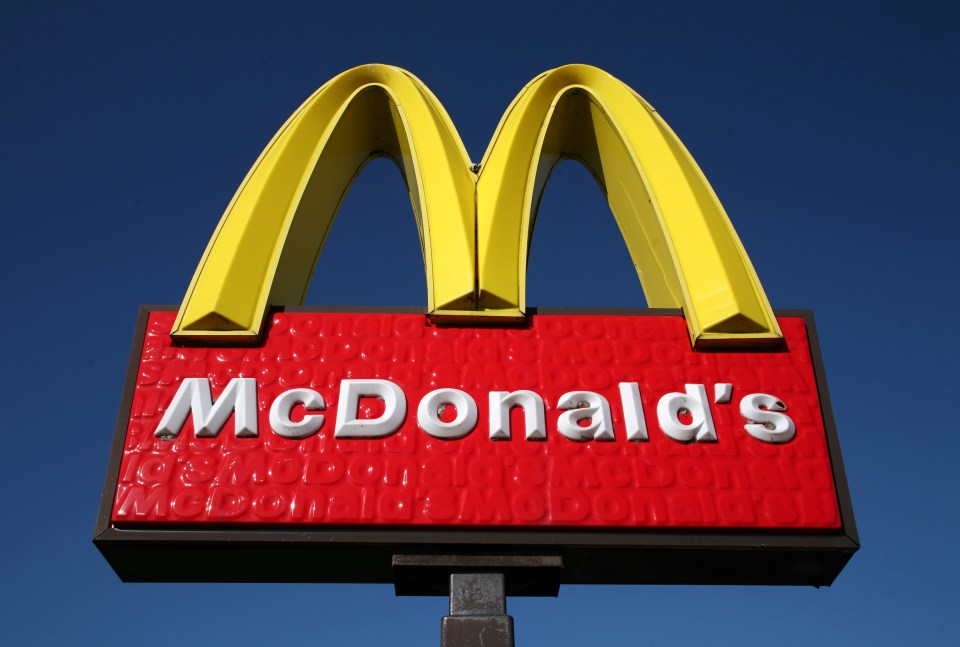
[113,311,840,529]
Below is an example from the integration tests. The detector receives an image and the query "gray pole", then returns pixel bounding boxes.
[392,554,562,646]
[441,572,514,647]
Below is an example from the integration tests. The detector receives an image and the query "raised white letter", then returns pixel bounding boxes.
[740,393,796,443]
[618,382,648,442]
[270,388,326,439]
[334,379,406,438]
[557,391,613,441]
[489,391,546,440]
[418,388,478,439]
[656,384,717,443]
[155,377,258,439]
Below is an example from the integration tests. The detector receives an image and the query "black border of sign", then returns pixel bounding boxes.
[94,307,858,587]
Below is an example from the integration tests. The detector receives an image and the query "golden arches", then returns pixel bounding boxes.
[173,64,780,347]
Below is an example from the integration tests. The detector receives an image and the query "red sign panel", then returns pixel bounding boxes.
[111,310,841,531]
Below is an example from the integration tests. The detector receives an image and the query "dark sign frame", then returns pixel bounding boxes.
[94,307,858,589]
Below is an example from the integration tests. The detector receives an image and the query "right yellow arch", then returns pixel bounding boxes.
[477,65,781,346]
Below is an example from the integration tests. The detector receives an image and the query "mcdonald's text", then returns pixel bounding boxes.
[153,377,796,445]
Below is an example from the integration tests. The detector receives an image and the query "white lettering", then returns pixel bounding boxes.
[334,379,406,438]
[269,388,325,439]
[154,377,257,439]
[489,391,546,440]
[618,382,648,442]
[656,384,717,443]
[740,393,796,443]
[714,383,733,404]
[149,378,797,446]
[418,388,478,439]
[557,391,613,441]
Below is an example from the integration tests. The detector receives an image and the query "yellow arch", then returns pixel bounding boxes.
[172,64,476,341]
[477,65,781,345]
[173,64,780,348]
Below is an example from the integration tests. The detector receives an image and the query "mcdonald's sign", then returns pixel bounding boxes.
[95,65,857,589]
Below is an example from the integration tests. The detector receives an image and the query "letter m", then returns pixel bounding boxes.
[154,378,258,438]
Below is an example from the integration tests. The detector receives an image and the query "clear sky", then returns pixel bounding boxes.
[2,1,958,644]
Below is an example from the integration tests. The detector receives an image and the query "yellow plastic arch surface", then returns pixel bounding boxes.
[173,64,781,347]
[173,65,476,341]
[477,65,780,345]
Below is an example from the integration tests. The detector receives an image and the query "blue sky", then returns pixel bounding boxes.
[2,1,958,644]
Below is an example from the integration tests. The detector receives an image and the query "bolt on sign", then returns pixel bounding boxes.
[95,64,857,587]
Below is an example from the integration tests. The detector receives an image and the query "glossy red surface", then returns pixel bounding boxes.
[112,312,841,529]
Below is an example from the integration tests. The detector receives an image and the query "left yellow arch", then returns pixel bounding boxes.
[172,65,477,341]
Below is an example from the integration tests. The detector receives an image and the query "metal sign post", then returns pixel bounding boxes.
[443,574,512,647]
[392,555,563,646]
